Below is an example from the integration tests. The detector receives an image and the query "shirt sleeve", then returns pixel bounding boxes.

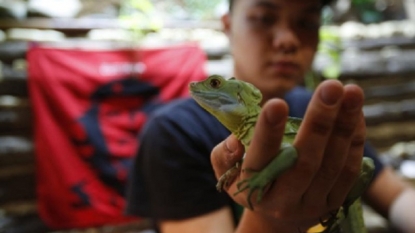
[363,142,384,179]
[125,102,231,220]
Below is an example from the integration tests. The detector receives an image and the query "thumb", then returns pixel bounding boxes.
[211,134,244,182]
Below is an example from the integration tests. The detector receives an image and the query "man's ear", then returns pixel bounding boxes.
[221,13,231,37]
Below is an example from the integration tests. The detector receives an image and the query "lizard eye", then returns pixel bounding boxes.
[209,78,221,88]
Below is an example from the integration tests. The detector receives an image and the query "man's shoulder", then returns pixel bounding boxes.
[144,97,228,137]
[152,97,210,122]
[126,98,230,219]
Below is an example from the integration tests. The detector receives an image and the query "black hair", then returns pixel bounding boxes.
[229,0,235,11]
[228,0,334,12]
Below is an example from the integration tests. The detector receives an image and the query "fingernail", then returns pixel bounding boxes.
[342,86,363,111]
[320,83,342,106]
[265,105,284,125]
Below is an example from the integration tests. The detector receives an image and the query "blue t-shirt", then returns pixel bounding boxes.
[125,86,383,221]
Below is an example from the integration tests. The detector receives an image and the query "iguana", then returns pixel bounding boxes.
[189,75,375,233]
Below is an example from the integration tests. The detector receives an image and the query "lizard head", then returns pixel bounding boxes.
[189,75,262,132]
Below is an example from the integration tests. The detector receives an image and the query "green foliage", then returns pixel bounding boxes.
[119,0,162,39]
[352,0,375,5]
[352,0,383,23]
[179,0,224,19]
[319,27,341,80]
[155,0,225,20]
[305,27,342,90]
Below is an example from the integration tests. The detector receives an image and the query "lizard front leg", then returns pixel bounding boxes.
[216,161,242,192]
[235,146,298,209]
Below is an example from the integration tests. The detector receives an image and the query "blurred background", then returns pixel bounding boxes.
[0,0,415,232]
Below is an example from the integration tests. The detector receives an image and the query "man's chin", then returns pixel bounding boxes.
[259,82,297,100]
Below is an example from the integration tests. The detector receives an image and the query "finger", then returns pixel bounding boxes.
[327,112,366,207]
[303,84,365,208]
[211,134,244,181]
[243,98,289,171]
[273,80,344,203]
[234,98,288,209]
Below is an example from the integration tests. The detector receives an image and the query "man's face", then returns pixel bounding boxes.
[223,0,321,101]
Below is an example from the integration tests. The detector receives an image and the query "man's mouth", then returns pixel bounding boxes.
[270,61,300,74]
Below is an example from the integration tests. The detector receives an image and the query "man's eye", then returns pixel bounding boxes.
[210,78,221,88]
[298,19,320,30]
[248,14,276,27]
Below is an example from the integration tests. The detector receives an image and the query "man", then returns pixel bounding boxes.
[126,0,415,232]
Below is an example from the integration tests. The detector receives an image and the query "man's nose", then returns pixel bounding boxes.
[272,26,300,53]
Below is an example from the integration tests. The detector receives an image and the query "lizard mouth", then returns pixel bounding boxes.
[190,91,236,108]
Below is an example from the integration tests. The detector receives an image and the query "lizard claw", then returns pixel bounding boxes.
[319,210,339,227]
[320,209,344,233]
[234,169,271,209]
[216,165,240,192]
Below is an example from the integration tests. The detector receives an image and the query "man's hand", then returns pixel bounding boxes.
[211,80,366,229]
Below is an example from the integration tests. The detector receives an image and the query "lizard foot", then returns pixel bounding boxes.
[232,146,298,209]
[319,210,339,227]
[320,209,343,233]
[234,168,272,209]
[216,163,241,192]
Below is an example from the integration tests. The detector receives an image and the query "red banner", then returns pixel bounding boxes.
[27,43,206,229]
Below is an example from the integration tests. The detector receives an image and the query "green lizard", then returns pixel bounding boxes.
[189,75,375,233]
